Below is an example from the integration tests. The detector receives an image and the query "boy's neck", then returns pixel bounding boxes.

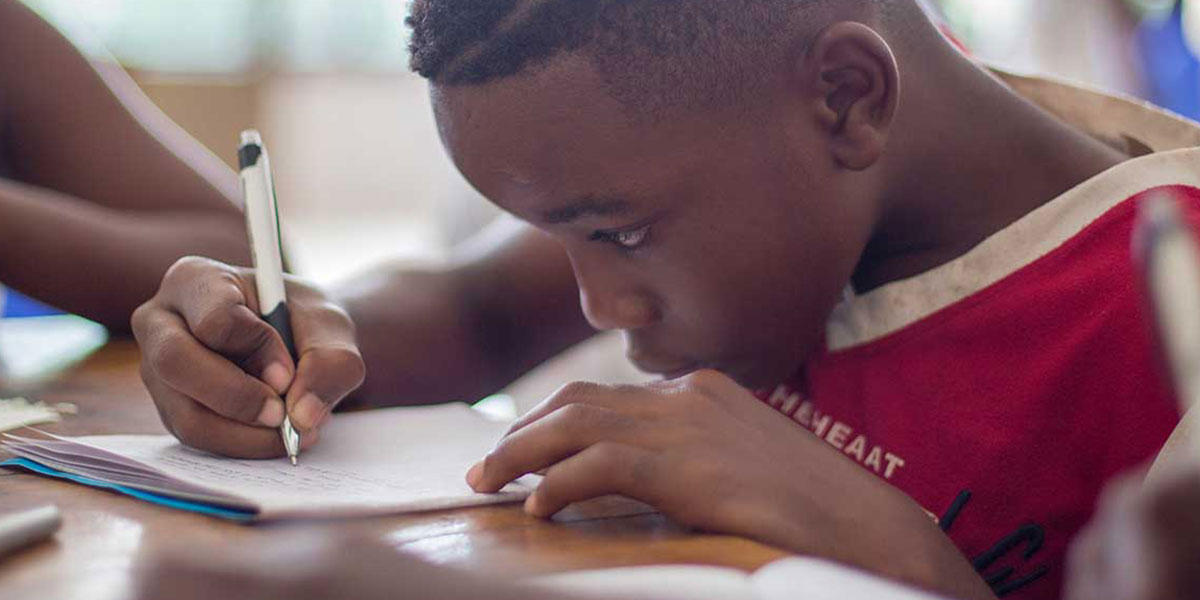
[852,48,1128,294]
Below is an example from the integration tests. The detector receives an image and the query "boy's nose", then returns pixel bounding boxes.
[579,287,658,332]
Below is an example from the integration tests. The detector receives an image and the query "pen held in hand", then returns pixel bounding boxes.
[238,129,301,466]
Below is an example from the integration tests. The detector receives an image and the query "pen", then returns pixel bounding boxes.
[0,505,61,559]
[1136,191,1200,458]
[238,129,301,466]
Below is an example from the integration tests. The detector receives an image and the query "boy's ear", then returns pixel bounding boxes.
[799,22,900,171]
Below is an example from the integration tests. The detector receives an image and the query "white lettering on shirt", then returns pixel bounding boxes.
[765,384,908,480]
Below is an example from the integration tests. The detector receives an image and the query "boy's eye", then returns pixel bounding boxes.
[591,224,651,250]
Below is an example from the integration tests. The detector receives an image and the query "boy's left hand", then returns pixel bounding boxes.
[468,370,994,600]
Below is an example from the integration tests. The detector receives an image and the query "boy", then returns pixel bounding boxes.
[131,1,1200,598]
[0,0,250,331]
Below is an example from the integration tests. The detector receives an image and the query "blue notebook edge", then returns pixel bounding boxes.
[2,458,255,521]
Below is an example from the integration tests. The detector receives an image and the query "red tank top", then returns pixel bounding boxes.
[757,185,1196,599]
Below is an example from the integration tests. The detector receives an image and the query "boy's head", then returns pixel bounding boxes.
[406,0,934,387]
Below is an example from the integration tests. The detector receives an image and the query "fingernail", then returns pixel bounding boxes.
[466,461,483,489]
[262,363,292,395]
[257,398,285,427]
[292,393,324,430]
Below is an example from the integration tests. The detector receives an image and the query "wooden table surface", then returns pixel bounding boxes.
[0,339,788,600]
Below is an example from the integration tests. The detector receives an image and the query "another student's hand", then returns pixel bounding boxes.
[135,532,546,600]
[1065,464,1200,600]
[468,371,995,600]
[131,257,364,458]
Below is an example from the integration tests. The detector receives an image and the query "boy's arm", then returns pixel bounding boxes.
[467,371,998,600]
[336,218,596,407]
[0,0,249,330]
[131,223,593,459]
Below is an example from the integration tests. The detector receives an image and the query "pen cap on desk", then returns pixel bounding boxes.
[0,505,61,559]
[1134,191,1200,415]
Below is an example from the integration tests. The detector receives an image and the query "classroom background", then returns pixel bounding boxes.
[5,0,1200,409]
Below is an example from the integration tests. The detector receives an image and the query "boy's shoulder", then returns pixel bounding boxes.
[990,66,1200,156]
[825,67,1200,352]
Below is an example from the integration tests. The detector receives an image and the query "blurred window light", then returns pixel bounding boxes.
[934,0,1034,58]
[1127,0,1181,21]
[1185,0,1200,57]
[19,0,411,74]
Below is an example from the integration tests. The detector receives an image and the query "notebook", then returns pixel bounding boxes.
[528,557,948,600]
[1,404,534,521]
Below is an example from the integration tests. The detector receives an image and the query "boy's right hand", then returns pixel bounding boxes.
[131,257,365,458]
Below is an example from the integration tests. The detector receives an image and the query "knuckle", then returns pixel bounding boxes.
[148,329,191,378]
[315,303,355,332]
[479,447,510,478]
[590,441,627,468]
[583,442,627,483]
[310,345,366,393]
[130,302,155,338]
[192,309,241,349]
[163,256,215,286]
[552,380,602,404]
[164,255,203,277]
[622,446,657,488]
[556,401,593,424]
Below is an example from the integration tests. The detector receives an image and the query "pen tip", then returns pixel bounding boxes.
[290,456,298,467]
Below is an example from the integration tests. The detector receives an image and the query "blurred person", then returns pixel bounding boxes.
[0,0,250,332]
[1065,462,1200,600]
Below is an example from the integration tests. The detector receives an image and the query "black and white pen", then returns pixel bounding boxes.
[238,129,301,466]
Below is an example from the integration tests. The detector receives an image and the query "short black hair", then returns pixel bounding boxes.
[406,0,836,114]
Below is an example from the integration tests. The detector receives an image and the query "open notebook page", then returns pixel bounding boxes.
[3,404,533,519]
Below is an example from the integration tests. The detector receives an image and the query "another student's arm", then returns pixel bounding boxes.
[131,223,593,458]
[1066,464,1200,600]
[0,0,249,330]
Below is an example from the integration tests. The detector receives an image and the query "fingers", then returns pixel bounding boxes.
[284,300,365,431]
[159,258,295,392]
[469,402,640,493]
[523,442,658,518]
[135,257,364,460]
[505,380,653,437]
[138,310,285,428]
[141,369,288,459]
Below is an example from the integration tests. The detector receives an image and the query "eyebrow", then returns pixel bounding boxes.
[541,196,632,225]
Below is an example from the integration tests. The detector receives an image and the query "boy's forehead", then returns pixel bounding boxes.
[429,52,780,222]
[432,57,661,212]
[432,54,620,141]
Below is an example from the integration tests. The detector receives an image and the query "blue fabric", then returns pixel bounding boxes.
[1137,5,1200,120]
[1,458,255,521]
[1,291,61,318]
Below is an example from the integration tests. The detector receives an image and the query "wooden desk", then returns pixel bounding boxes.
[0,340,788,600]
